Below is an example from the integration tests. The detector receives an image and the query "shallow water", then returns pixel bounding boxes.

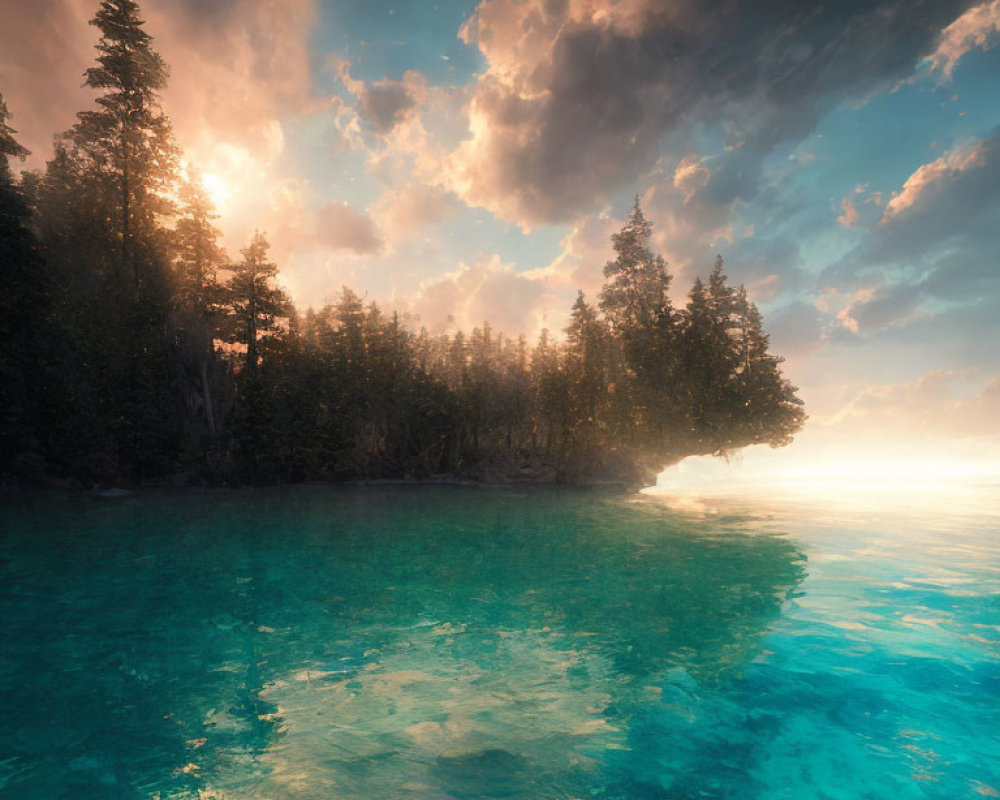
[0,486,997,799]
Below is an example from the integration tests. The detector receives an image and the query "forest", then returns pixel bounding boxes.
[0,0,805,489]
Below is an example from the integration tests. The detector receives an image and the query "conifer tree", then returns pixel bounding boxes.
[0,93,50,480]
[564,291,608,440]
[66,0,177,294]
[173,174,228,440]
[227,232,288,370]
[0,93,30,163]
[599,199,680,448]
[733,287,806,446]
[599,198,673,334]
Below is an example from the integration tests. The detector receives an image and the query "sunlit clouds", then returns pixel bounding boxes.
[881,140,987,223]
[928,0,1000,79]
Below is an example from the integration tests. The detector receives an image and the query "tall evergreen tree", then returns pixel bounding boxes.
[599,198,673,335]
[173,173,228,442]
[732,287,806,447]
[226,232,288,371]
[564,291,608,442]
[0,93,51,480]
[28,0,185,483]
[67,0,177,294]
[599,199,680,448]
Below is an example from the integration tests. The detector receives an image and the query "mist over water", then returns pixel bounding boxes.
[1,485,998,799]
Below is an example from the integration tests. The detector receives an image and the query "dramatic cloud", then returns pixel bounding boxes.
[449,0,975,227]
[810,127,999,361]
[357,78,423,134]
[337,62,430,136]
[316,202,384,254]
[929,0,1000,78]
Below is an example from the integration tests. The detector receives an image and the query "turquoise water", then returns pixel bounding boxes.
[0,487,997,799]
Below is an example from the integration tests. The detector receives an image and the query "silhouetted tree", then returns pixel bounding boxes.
[67,0,177,294]
[226,232,288,371]
[0,93,52,481]
[173,173,228,442]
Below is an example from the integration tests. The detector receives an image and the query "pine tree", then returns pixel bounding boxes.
[564,291,608,440]
[678,257,744,449]
[599,199,679,447]
[0,93,50,480]
[226,232,288,370]
[599,198,672,334]
[733,288,806,447]
[0,93,30,163]
[173,173,228,441]
[66,0,178,295]
[531,329,568,456]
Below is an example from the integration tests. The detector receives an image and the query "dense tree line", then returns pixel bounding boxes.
[0,0,804,489]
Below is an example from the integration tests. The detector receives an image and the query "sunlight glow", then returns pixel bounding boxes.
[201,171,231,212]
[646,439,1000,516]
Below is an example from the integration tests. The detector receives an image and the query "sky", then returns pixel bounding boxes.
[1,0,999,468]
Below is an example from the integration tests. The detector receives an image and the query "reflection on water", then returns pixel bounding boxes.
[0,486,997,799]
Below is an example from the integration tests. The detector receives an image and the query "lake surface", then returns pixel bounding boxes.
[0,486,997,799]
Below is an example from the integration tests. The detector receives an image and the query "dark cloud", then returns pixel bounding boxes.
[922,250,1000,302]
[846,283,924,333]
[316,202,384,254]
[358,79,420,134]
[454,0,975,226]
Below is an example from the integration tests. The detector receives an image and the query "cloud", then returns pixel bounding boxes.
[373,183,460,244]
[315,202,384,254]
[336,61,430,136]
[152,0,318,154]
[447,0,976,228]
[929,0,1000,78]
[881,140,986,223]
[328,95,364,155]
[837,197,859,228]
[358,77,425,134]
[528,212,621,299]
[820,129,1000,339]
[838,282,925,334]
[407,254,564,337]
[826,370,1000,438]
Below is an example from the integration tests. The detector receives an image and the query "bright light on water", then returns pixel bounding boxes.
[648,436,1000,515]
